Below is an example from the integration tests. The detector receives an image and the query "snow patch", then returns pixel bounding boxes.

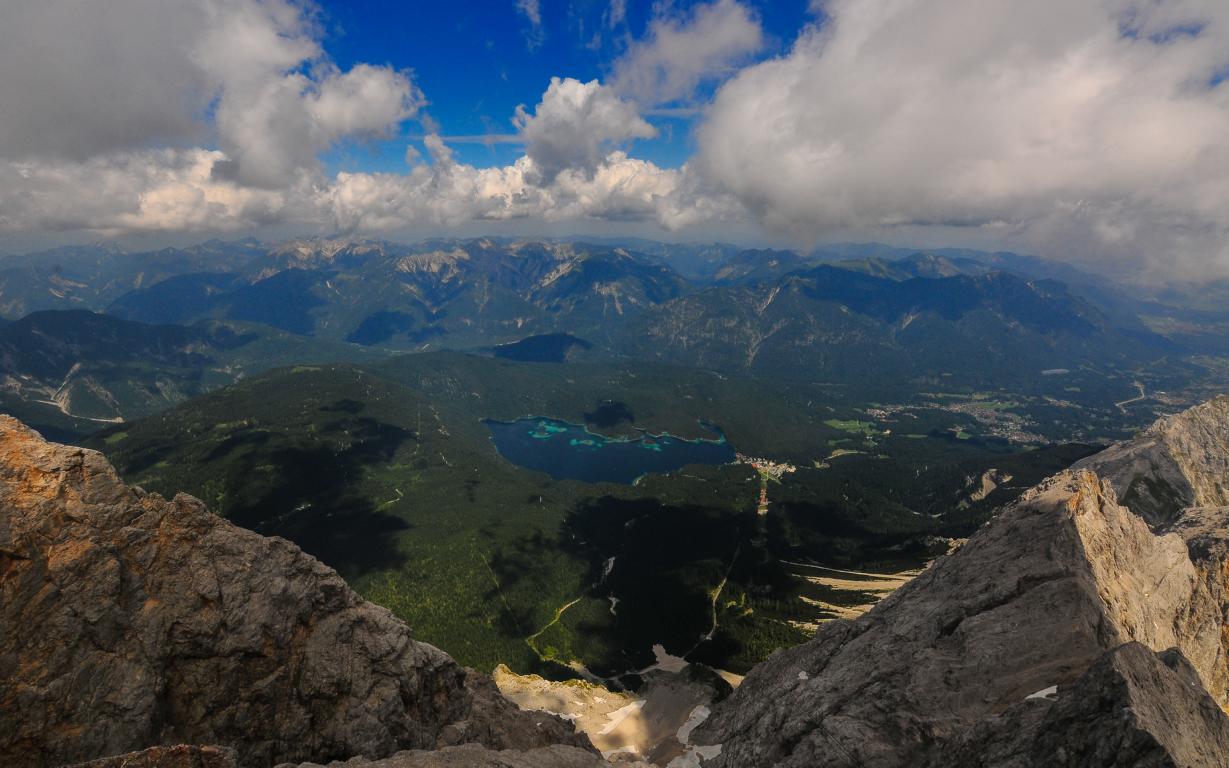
[1026,685,1058,701]
[677,704,711,744]
[648,643,688,673]
[598,699,645,735]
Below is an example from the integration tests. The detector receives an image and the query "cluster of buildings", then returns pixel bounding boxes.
[736,453,797,480]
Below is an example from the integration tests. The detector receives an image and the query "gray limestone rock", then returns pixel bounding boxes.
[1076,395,1229,526]
[935,642,1229,768]
[694,399,1229,767]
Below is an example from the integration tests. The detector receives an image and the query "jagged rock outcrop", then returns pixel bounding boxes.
[1076,395,1229,526]
[0,416,590,768]
[934,643,1229,768]
[493,662,731,765]
[693,399,1229,767]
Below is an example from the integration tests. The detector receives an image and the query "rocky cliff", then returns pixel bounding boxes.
[0,415,590,768]
[1076,395,1229,526]
[692,398,1229,767]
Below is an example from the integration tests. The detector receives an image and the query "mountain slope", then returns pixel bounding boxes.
[0,310,242,426]
[1076,396,1229,527]
[616,266,1171,388]
[692,397,1229,767]
[0,310,386,434]
[0,241,263,319]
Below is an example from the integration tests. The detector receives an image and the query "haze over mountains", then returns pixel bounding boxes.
[0,236,1218,430]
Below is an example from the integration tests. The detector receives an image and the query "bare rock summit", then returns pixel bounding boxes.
[1076,394,1229,526]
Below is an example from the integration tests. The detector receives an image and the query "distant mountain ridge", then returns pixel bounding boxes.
[0,309,384,435]
[0,235,1211,414]
[106,239,686,348]
[98,237,1178,368]
[0,240,263,317]
[615,265,1169,386]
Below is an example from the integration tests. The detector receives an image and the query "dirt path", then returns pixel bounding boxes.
[1115,381,1147,412]
[687,543,741,655]
[31,398,124,424]
[525,596,583,660]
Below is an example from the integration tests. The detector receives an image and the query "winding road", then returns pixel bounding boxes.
[1115,381,1147,413]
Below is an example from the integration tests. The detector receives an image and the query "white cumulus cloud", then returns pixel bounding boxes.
[8,0,1229,280]
[694,0,1229,277]
[0,150,291,234]
[319,138,694,232]
[0,0,724,243]
[612,0,765,105]
[513,77,657,181]
[0,0,420,189]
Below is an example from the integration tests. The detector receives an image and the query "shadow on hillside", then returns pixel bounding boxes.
[224,409,414,578]
[488,495,785,677]
[583,400,634,428]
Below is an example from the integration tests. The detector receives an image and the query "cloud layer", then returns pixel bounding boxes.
[0,0,720,238]
[0,0,419,188]
[695,0,1229,277]
[611,0,764,105]
[3,0,1229,279]
[514,77,656,181]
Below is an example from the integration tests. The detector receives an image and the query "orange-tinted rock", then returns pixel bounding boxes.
[0,416,590,768]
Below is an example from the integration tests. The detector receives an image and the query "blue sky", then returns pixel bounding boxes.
[319,1,813,173]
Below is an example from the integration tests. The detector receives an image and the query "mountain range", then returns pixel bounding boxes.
[0,236,1218,431]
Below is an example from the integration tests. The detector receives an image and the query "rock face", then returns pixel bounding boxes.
[0,416,590,768]
[63,744,617,768]
[492,662,731,765]
[1076,395,1229,526]
[693,400,1229,767]
[936,643,1229,768]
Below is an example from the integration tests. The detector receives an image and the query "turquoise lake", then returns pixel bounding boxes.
[484,417,735,484]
